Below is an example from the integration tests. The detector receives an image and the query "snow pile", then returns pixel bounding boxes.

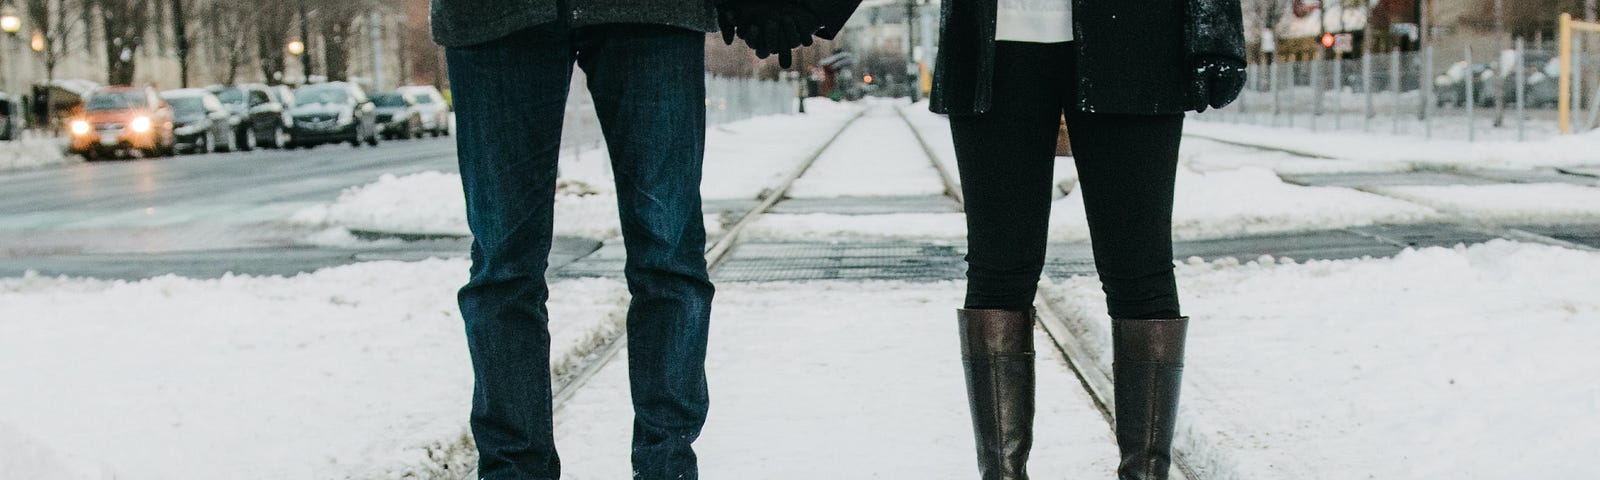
[0,262,629,479]
[555,281,1119,478]
[1373,183,1600,223]
[1180,137,1413,175]
[290,171,623,239]
[743,212,967,241]
[0,422,108,480]
[0,137,77,172]
[1042,240,1600,479]
[1186,119,1600,170]
[1049,166,1439,241]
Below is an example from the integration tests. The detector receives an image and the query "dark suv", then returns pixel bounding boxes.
[288,82,380,148]
[207,83,292,149]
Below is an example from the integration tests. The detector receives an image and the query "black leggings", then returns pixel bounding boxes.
[951,41,1183,320]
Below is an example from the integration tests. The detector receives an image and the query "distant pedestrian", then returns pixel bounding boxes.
[432,1,855,479]
[930,0,1246,478]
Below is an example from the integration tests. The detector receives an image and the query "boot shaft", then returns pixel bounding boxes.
[1112,317,1189,480]
[958,308,1037,480]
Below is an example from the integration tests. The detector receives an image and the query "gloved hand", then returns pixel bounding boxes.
[718,0,822,68]
[1189,56,1246,112]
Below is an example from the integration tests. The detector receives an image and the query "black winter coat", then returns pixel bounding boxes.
[929,0,1246,116]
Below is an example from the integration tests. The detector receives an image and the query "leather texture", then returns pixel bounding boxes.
[958,308,1036,480]
[1112,317,1189,480]
[930,0,1246,116]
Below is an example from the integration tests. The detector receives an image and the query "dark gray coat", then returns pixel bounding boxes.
[431,0,719,47]
[929,0,1246,116]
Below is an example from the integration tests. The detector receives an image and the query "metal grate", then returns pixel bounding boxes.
[767,196,962,215]
[713,242,966,282]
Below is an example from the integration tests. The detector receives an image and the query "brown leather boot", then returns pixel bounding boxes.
[958,308,1036,480]
[1112,317,1189,480]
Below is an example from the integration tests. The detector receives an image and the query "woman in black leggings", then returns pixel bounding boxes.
[930,1,1245,479]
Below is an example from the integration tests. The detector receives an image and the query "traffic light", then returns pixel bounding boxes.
[1321,33,1336,48]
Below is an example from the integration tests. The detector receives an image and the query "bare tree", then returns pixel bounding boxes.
[255,1,294,84]
[23,0,85,82]
[93,0,153,85]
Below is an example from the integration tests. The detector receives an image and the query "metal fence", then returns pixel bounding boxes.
[561,72,800,158]
[1198,41,1600,142]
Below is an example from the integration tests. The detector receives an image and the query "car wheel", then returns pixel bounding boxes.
[240,127,257,152]
[270,126,290,148]
[366,129,380,146]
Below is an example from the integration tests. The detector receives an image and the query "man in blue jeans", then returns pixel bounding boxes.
[433,1,857,478]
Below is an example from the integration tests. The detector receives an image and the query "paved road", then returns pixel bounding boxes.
[0,138,613,279]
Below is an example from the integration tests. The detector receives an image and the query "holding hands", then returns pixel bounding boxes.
[718,0,824,68]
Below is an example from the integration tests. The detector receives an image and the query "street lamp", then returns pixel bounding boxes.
[29,31,42,52]
[0,7,22,36]
[287,39,306,56]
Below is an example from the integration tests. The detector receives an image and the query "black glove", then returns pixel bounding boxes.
[719,0,821,68]
[1189,56,1246,112]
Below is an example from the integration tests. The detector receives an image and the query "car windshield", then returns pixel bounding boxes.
[214,88,245,105]
[372,93,408,107]
[295,87,349,106]
[168,97,206,115]
[85,92,145,111]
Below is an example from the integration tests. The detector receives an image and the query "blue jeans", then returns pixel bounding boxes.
[447,22,715,480]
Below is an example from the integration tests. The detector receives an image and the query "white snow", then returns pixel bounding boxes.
[743,212,967,241]
[787,102,948,198]
[1049,166,1440,241]
[1041,240,1600,479]
[553,281,1119,479]
[0,263,628,480]
[291,106,863,239]
[0,137,78,172]
[1372,183,1600,223]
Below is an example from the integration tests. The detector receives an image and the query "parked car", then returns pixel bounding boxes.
[397,85,450,136]
[68,86,176,159]
[207,83,292,150]
[288,82,380,148]
[161,88,236,154]
[371,91,423,140]
[1498,53,1562,108]
[1435,61,1495,108]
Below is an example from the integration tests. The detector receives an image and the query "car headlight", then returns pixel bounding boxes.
[130,116,152,133]
[70,120,91,136]
[337,110,354,125]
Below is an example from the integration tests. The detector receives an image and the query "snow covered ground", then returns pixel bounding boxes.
[1042,240,1600,479]
[1186,117,1600,170]
[743,212,967,241]
[1372,183,1600,224]
[1049,166,1440,241]
[0,137,77,172]
[554,281,1119,479]
[0,263,627,479]
[291,100,863,239]
[787,102,946,198]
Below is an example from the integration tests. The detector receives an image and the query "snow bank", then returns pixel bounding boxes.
[743,212,967,241]
[555,281,1119,479]
[1042,240,1600,479]
[1049,166,1439,241]
[1373,183,1600,223]
[289,171,623,239]
[1186,119,1600,170]
[0,262,628,479]
[0,138,77,172]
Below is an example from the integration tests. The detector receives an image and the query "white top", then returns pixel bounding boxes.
[996,0,1073,43]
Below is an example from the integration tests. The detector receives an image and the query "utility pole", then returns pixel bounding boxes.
[172,0,189,87]
[1494,0,1505,126]
[1588,0,1597,23]
[299,0,313,80]
[905,0,918,102]
[370,10,384,90]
